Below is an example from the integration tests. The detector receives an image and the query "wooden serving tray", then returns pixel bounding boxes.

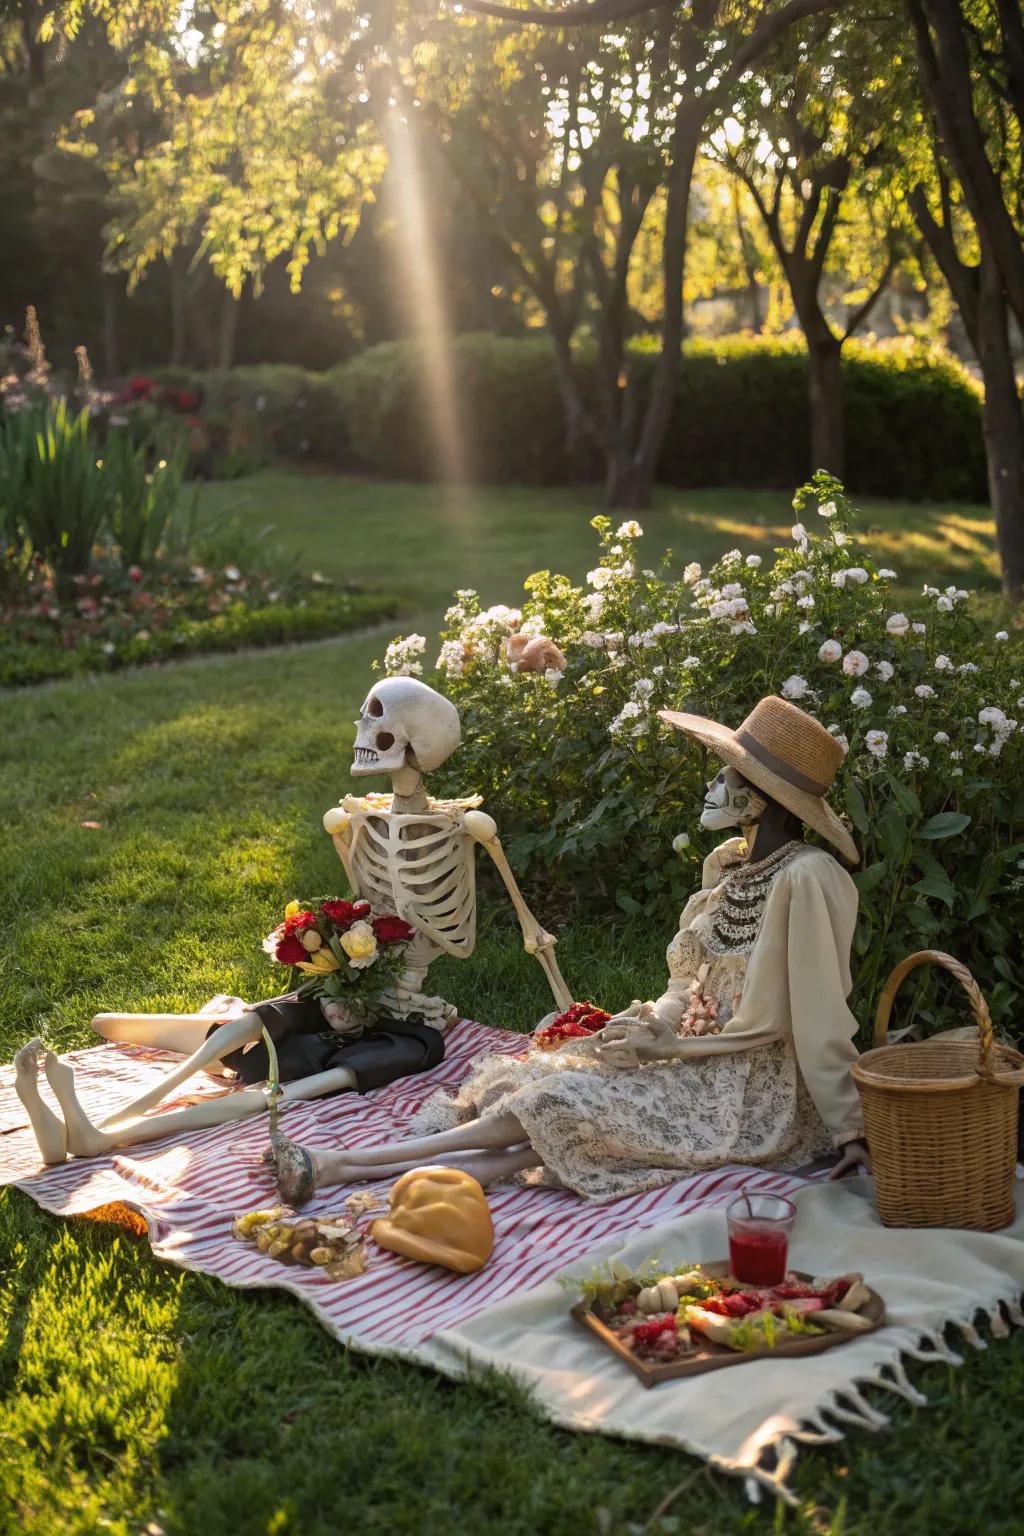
[571,1265,886,1388]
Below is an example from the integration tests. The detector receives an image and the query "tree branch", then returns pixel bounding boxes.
[842,251,895,340]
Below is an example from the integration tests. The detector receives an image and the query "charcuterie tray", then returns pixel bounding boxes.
[571,1264,886,1388]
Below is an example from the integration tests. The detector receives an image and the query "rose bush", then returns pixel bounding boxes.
[382,475,1023,1038]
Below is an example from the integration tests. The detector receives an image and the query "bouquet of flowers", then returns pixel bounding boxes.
[264,898,416,1023]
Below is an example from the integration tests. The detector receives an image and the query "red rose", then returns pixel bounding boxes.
[371,916,416,945]
[320,899,358,927]
[353,900,371,918]
[282,909,318,938]
[275,935,306,965]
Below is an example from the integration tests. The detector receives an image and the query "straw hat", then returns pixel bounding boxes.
[659,695,859,865]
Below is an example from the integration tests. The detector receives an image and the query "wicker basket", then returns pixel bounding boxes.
[852,950,1024,1231]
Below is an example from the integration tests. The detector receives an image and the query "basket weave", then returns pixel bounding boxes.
[852,950,1024,1231]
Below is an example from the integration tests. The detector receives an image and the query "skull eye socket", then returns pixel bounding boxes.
[367,695,384,718]
[376,730,396,751]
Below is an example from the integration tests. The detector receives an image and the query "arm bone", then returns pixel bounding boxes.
[465,811,572,1011]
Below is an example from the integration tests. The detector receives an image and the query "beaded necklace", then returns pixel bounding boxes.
[704,839,806,956]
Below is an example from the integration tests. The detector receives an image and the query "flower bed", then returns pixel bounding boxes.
[387,474,1023,1036]
[1,555,401,687]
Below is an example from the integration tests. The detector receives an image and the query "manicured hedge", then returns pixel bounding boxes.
[333,333,988,502]
[151,333,988,502]
[332,335,569,485]
[0,590,401,689]
[151,363,349,474]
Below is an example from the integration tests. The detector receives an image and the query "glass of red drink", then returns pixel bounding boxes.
[726,1193,797,1286]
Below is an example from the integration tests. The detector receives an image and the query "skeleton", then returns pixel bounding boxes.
[268,762,872,1201]
[14,676,570,1167]
[325,677,571,1028]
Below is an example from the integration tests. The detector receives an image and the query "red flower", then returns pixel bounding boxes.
[353,900,371,918]
[282,909,318,938]
[371,915,416,945]
[320,899,358,928]
[128,565,144,583]
[275,935,306,965]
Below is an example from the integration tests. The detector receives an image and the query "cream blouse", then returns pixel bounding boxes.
[644,838,865,1147]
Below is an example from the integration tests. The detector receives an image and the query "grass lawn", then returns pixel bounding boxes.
[3,474,1021,1536]
[196,471,1005,624]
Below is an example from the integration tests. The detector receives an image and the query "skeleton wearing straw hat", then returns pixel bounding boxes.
[270,696,871,1203]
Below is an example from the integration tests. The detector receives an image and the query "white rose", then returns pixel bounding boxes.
[886,612,910,637]
[616,519,643,538]
[936,596,954,612]
[842,650,869,677]
[850,686,873,709]
[781,674,809,700]
[878,567,897,580]
[915,684,936,698]
[865,729,888,759]
[996,630,1009,641]
[818,500,837,518]
[875,660,894,682]
[587,567,614,590]
[818,639,843,663]
[746,555,762,568]
[683,562,702,585]
[933,731,950,744]
[672,832,691,853]
[934,654,954,671]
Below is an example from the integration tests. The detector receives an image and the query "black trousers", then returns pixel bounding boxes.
[215,998,446,1094]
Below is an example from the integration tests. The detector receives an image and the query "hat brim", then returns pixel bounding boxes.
[659,709,859,865]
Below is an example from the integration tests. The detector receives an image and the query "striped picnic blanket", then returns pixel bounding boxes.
[0,1022,810,1352]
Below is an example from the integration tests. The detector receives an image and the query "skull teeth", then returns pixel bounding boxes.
[354,747,379,765]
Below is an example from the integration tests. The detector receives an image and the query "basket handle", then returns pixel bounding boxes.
[874,949,995,1078]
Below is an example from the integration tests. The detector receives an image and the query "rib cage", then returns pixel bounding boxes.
[348,812,477,959]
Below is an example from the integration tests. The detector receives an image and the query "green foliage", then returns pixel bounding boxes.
[0,589,400,689]
[334,337,567,485]
[3,629,1024,1535]
[102,431,191,566]
[411,473,1022,1036]
[334,333,987,502]
[148,365,350,475]
[0,400,110,586]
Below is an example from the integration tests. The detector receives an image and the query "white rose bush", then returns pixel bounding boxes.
[382,475,1023,1034]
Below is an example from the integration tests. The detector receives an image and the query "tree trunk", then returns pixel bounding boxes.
[976,254,1024,601]
[605,113,701,510]
[807,327,844,476]
[169,247,189,365]
[216,287,241,370]
[101,275,120,378]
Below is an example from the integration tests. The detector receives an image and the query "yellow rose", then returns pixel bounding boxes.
[340,921,378,970]
[296,947,341,975]
[284,900,301,919]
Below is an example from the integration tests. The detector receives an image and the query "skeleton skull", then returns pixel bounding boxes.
[700,766,768,831]
[352,677,461,778]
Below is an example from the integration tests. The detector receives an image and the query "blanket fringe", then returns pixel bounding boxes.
[827,1386,889,1432]
[737,1439,799,1509]
[870,1358,929,1407]
[902,1329,964,1366]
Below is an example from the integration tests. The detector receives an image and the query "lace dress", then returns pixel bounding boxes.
[415,840,854,1201]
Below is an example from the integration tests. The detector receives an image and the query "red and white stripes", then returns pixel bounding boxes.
[1,1023,812,1350]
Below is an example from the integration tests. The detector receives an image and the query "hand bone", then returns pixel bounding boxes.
[597,1011,681,1068]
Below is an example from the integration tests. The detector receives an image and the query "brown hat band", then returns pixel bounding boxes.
[734,729,831,797]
